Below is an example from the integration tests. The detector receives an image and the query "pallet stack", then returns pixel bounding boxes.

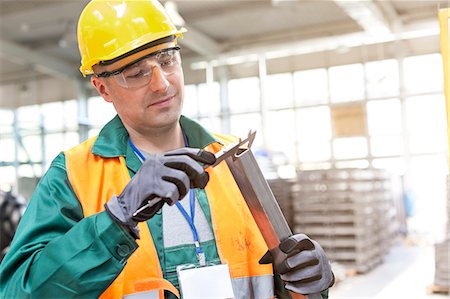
[432,177,450,293]
[268,178,295,230]
[291,168,398,273]
[433,240,450,292]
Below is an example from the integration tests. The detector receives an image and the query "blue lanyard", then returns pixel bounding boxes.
[128,134,206,265]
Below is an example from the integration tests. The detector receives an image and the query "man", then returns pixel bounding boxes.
[0,1,333,298]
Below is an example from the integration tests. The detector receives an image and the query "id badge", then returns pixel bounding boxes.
[177,263,234,299]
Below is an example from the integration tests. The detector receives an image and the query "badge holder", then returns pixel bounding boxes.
[177,262,234,299]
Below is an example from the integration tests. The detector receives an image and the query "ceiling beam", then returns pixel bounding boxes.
[187,20,439,69]
[0,39,79,79]
[376,1,403,32]
[0,1,87,26]
[180,25,222,57]
[333,0,391,35]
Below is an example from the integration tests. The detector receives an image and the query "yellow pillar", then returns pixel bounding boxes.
[439,8,450,155]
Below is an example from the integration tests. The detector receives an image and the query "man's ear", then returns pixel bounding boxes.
[91,76,113,103]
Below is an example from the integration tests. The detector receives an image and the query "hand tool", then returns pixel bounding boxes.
[205,130,256,169]
[132,131,256,217]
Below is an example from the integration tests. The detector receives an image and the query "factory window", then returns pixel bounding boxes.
[266,73,294,109]
[367,99,402,135]
[20,136,42,162]
[296,106,331,162]
[403,54,444,95]
[196,116,222,135]
[405,95,446,133]
[0,166,16,191]
[87,96,117,128]
[228,77,260,113]
[44,133,64,163]
[42,102,64,131]
[17,105,40,130]
[297,140,331,163]
[409,154,448,237]
[198,82,221,117]
[409,133,447,154]
[42,132,77,164]
[365,59,399,99]
[230,113,262,148]
[88,129,100,138]
[0,109,14,135]
[63,100,78,131]
[0,138,15,163]
[329,63,365,103]
[183,84,199,118]
[333,137,368,160]
[294,68,328,106]
[266,110,296,161]
[406,95,447,154]
[65,132,80,151]
[372,157,405,175]
[370,136,403,156]
[297,106,332,140]
[17,164,41,180]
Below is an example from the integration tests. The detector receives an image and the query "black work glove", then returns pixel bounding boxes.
[259,234,334,295]
[105,148,216,238]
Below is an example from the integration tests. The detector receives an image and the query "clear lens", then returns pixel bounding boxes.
[113,48,180,88]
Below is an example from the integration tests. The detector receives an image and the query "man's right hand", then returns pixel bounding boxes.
[105,147,216,238]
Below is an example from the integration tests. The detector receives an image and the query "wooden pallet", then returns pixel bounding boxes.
[293,183,390,193]
[292,202,391,213]
[294,225,380,236]
[296,169,391,182]
[294,213,382,224]
[338,255,384,274]
[291,191,392,201]
[427,284,450,295]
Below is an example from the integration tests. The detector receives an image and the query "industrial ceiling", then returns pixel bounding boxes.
[0,0,447,108]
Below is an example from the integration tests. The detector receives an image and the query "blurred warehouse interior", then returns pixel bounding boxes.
[0,0,449,297]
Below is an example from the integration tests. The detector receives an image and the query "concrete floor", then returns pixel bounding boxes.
[329,241,449,299]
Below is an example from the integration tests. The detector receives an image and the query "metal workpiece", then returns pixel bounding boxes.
[226,147,292,250]
[225,144,324,299]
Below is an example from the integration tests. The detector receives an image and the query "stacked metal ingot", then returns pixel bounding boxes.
[291,168,399,273]
[268,178,295,231]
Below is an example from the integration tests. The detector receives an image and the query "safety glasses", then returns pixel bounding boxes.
[95,47,181,89]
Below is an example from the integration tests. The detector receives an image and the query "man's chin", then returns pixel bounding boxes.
[146,113,181,130]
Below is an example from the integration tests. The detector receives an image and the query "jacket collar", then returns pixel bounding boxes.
[91,114,217,172]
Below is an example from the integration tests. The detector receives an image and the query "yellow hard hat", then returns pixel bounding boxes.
[77,0,186,76]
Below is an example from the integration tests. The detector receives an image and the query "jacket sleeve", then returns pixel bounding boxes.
[0,153,138,299]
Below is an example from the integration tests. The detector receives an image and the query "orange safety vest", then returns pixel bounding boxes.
[65,134,273,299]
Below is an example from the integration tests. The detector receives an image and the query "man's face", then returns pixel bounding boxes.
[91,42,185,134]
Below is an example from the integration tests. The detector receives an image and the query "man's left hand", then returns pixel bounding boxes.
[260,234,334,295]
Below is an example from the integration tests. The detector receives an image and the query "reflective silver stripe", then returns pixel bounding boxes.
[123,290,159,299]
[231,275,274,299]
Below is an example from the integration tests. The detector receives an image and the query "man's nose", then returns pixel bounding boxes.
[149,66,169,92]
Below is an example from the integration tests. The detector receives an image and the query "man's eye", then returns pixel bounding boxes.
[124,68,144,79]
[128,73,143,79]
[160,58,174,67]
[160,53,177,66]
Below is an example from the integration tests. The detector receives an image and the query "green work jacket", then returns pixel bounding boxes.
[0,115,328,299]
